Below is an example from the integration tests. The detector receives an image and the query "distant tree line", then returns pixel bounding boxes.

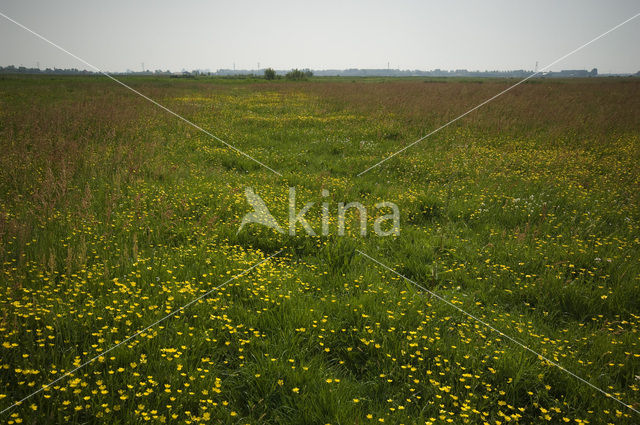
[264,68,313,80]
[0,65,94,75]
[285,69,313,80]
[2,65,637,78]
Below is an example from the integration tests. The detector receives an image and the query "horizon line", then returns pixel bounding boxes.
[2,64,638,76]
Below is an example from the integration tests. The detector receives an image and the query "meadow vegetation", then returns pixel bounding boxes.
[1,75,639,424]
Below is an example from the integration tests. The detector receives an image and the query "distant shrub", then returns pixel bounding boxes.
[264,68,276,80]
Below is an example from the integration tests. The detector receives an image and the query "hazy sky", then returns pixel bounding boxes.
[1,0,639,73]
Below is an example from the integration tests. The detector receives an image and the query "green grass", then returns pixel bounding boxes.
[1,75,639,424]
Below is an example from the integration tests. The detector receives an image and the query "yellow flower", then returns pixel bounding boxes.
[292,387,300,394]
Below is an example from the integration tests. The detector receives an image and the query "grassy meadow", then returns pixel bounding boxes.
[1,75,640,424]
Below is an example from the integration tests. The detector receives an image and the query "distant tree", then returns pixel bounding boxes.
[285,69,308,80]
[304,69,313,78]
[264,68,276,80]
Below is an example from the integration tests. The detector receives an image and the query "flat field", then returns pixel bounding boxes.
[1,75,640,424]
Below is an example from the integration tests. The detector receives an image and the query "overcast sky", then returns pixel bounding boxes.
[1,0,639,73]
